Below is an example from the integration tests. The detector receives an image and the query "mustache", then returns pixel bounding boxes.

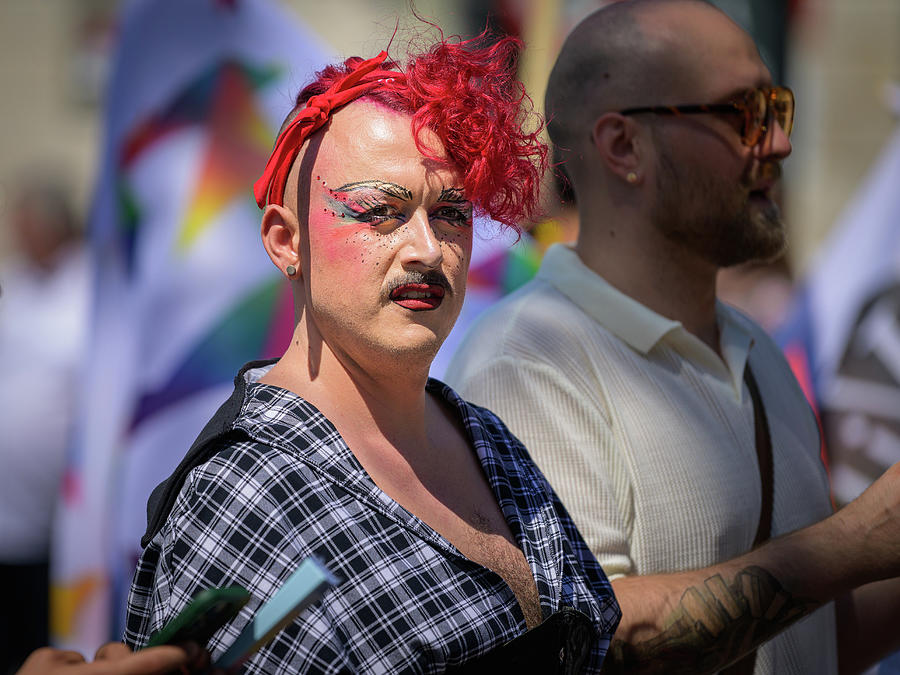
[759,162,781,182]
[387,270,452,295]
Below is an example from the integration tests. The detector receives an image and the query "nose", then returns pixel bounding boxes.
[398,209,443,269]
[756,117,792,161]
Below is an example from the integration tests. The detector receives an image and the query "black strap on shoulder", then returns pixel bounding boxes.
[720,364,774,675]
[744,365,774,546]
[140,359,278,547]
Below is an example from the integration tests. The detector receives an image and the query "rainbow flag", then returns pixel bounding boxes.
[50,0,329,652]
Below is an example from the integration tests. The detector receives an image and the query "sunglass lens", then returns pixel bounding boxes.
[743,89,768,146]
[773,88,794,138]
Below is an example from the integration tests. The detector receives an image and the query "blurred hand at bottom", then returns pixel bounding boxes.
[15,641,217,675]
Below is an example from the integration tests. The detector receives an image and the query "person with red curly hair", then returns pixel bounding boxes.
[124,34,620,673]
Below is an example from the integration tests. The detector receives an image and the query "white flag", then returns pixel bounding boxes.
[51,0,329,652]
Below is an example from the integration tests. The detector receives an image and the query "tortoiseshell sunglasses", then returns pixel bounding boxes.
[619,86,795,147]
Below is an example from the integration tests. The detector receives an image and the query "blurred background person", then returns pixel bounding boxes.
[0,176,91,674]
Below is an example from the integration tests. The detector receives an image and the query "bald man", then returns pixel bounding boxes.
[447,1,900,673]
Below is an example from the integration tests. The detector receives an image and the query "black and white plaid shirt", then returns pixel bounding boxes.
[125,362,620,673]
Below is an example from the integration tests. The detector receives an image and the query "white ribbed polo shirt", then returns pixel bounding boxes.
[447,243,837,674]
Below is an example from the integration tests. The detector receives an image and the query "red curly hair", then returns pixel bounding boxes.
[289,34,546,230]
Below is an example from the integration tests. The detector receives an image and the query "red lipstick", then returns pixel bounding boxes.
[389,283,445,310]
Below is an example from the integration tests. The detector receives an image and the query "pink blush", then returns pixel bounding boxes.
[308,225,375,288]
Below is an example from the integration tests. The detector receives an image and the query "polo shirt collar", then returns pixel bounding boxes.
[537,243,756,393]
[536,243,680,354]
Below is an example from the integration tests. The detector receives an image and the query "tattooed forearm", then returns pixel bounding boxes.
[602,567,819,674]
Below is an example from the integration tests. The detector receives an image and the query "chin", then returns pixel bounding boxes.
[390,327,448,358]
[713,217,787,268]
[353,320,444,364]
[747,203,788,259]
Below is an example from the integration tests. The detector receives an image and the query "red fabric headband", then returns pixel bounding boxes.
[254,51,405,208]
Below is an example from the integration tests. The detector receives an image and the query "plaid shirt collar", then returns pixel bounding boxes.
[235,362,571,601]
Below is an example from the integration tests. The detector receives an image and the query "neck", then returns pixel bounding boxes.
[262,320,435,447]
[575,206,722,355]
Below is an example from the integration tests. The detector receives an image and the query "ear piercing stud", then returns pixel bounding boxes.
[626,172,638,184]
[286,264,297,277]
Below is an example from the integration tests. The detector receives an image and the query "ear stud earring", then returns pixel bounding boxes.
[286,265,297,277]
[626,172,638,184]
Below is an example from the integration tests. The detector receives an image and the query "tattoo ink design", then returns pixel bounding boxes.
[602,567,818,674]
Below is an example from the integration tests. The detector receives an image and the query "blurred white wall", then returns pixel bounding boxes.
[0,1,105,256]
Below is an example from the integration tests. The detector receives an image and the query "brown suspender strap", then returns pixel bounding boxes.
[720,365,774,675]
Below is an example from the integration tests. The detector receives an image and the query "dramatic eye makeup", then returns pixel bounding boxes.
[431,187,472,227]
[321,181,471,228]
[323,180,411,225]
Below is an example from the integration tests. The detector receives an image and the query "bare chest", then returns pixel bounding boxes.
[450,510,543,629]
[339,396,543,627]
[387,479,544,629]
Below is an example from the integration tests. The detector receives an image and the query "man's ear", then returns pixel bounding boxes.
[261,204,302,278]
[591,112,645,185]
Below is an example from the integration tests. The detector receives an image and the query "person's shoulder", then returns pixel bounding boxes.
[144,433,322,559]
[467,276,562,335]
[166,435,281,513]
[449,277,604,372]
[173,372,347,512]
[194,433,284,476]
[186,380,307,486]
[235,378,345,455]
[185,416,340,504]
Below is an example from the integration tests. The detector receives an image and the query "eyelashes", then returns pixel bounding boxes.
[354,203,401,225]
[345,200,472,228]
[431,204,472,227]
[324,185,472,228]
[326,193,397,224]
